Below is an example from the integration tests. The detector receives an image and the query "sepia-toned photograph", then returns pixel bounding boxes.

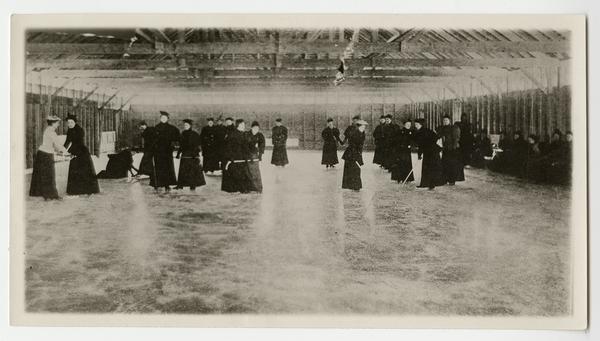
[9,14,587,329]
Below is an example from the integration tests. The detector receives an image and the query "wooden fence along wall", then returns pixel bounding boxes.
[398,85,572,140]
[25,82,132,168]
[130,84,571,151]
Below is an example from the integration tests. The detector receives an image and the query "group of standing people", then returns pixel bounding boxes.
[137,113,291,194]
[30,115,99,200]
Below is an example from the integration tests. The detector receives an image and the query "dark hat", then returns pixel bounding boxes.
[553,128,562,135]
[139,121,147,126]
[443,114,451,119]
[183,119,193,124]
[275,118,282,122]
[235,118,245,126]
[66,114,77,122]
[225,117,234,121]
[566,131,573,135]
[380,115,386,119]
[251,121,260,127]
[352,115,361,120]
[207,117,214,122]
[159,111,170,117]
[386,114,393,119]
[415,118,426,125]
[327,118,334,122]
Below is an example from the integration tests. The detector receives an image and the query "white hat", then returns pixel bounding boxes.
[46,115,61,122]
[356,119,368,126]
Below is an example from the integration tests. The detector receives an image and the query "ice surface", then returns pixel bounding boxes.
[24,150,571,315]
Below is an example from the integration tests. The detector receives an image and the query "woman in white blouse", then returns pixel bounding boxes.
[29,115,69,200]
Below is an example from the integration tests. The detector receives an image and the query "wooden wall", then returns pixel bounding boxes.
[25,83,132,168]
[129,84,571,151]
[130,103,412,150]
[398,85,572,140]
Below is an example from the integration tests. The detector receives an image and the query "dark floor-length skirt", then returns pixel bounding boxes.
[418,152,444,189]
[321,143,339,165]
[150,152,177,188]
[391,152,414,183]
[441,149,465,183]
[221,162,251,193]
[271,145,289,166]
[138,152,154,176]
[66,153,100,195]
[247,161,263,192]
[29,150,60,200]
[342,161,362,190]
[373,145,385,165]
[177,157,206,188]
[203,151,220,172]
[382,146,395,170]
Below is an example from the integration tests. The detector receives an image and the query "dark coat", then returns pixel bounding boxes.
[221,129,252,193]
[248,131,266,160]
[383,123,401,169]
[391,128,414,182]
[414,127,444,189]
[458,121,474,164]
[64,124,99,195]
[342,130,365,190]
[247,131,265,192]
[437,124,464,183]
[200,125,220,172]
[342,124,357,144]
[176,129,206,188]
[138,127,156,176]
[321,126,343,165]
[151,122,179,188]
[372,123,386,165]
[271,125,289,166]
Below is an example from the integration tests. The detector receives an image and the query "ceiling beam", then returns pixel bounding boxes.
[26,55,562,72]
[26,38,569,56]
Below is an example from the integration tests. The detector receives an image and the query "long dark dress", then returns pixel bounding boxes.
[372,124,385,165]
[219,125,236,172]
[247,131,265,192]
[222,129,252,193]
[437,124,465,184]
[200,125,220,172]
[150,122,179,188]
[214,124,227,172]
[391,128,414,183]
[342,123,357,145]
[271,125,289,166]
[64,124,100,195]
[29,150,59,199]
[138,126,156,176]
[414,127,444,189]
[321,126,343,166]
[382,123,400,170]
[342,129,365,191]
[176,129,206,189]
[458,121,474,166]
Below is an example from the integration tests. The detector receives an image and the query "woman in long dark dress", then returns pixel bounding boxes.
[471,129,493,169]
[175,119,206,191]
[200,118,220,173]
[342,120,367,191]
[390,120,414,183]
[137,121,156,177]
[271,118,289,166]
[29,115,69,200]
[222,119,252,193]
[321,118,344,168]
[247,121,265,192]
[64,115,100,195]
[372,115,386,166]
[413,118,444,190]
[436,117,464,185]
